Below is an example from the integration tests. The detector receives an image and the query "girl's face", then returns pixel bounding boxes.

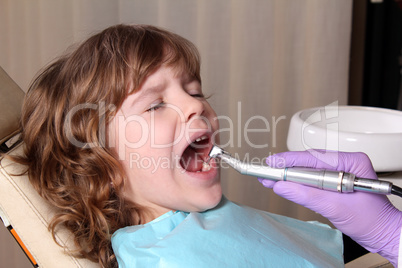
[110,65,221,222]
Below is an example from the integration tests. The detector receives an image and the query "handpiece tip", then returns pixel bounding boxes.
[207,145,229,163]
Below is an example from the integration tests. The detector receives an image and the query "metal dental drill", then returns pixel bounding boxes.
[208,145,402,197]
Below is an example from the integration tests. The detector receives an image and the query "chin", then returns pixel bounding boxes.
[194,189,223,212]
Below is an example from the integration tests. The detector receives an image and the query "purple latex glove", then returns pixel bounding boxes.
[259,150,402,266]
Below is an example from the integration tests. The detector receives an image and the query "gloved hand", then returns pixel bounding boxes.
[259,150,402,266]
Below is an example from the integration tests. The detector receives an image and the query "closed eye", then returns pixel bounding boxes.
[146,101,165,112]
[190,93,205,98]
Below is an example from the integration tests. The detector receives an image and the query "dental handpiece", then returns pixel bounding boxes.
[208,145,402,196]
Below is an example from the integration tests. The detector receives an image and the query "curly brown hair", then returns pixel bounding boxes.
[13,24,201,267]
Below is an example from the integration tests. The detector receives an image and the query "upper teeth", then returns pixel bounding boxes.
[194,135,208,143]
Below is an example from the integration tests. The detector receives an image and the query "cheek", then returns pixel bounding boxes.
[124,119,149,144]
[204,102,218,125]
[205,104,220,142]
[149,114,180,146]
[109,112,151,160]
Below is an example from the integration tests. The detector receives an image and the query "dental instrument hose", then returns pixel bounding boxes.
[209,146,402,197]
[391,185,402,197]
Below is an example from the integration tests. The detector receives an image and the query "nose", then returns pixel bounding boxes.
[180,93,205,123]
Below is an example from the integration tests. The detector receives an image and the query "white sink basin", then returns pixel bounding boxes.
[287,105,402,172]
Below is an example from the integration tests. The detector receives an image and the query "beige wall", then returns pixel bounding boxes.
[0,0,352,266]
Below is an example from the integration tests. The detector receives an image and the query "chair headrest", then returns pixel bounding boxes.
[0,66,25,146]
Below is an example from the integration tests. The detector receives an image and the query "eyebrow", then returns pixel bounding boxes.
[127,73,200,107]
[127,84,165,108]
[181,72,199,84]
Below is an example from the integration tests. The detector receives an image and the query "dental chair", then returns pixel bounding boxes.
[0,66,99,268]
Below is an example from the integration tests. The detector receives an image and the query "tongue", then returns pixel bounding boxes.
[180,146,204,172]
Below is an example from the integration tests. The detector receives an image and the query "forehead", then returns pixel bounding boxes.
[138,63,199,89]
[125,65,200,106]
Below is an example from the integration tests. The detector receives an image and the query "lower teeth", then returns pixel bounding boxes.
[202,162,211,172]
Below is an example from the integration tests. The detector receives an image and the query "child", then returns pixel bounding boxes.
[13,24,343,267]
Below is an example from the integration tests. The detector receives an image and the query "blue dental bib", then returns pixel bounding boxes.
[112,197,343,267]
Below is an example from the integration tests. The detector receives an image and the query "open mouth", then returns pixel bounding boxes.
[180,135,212,173]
